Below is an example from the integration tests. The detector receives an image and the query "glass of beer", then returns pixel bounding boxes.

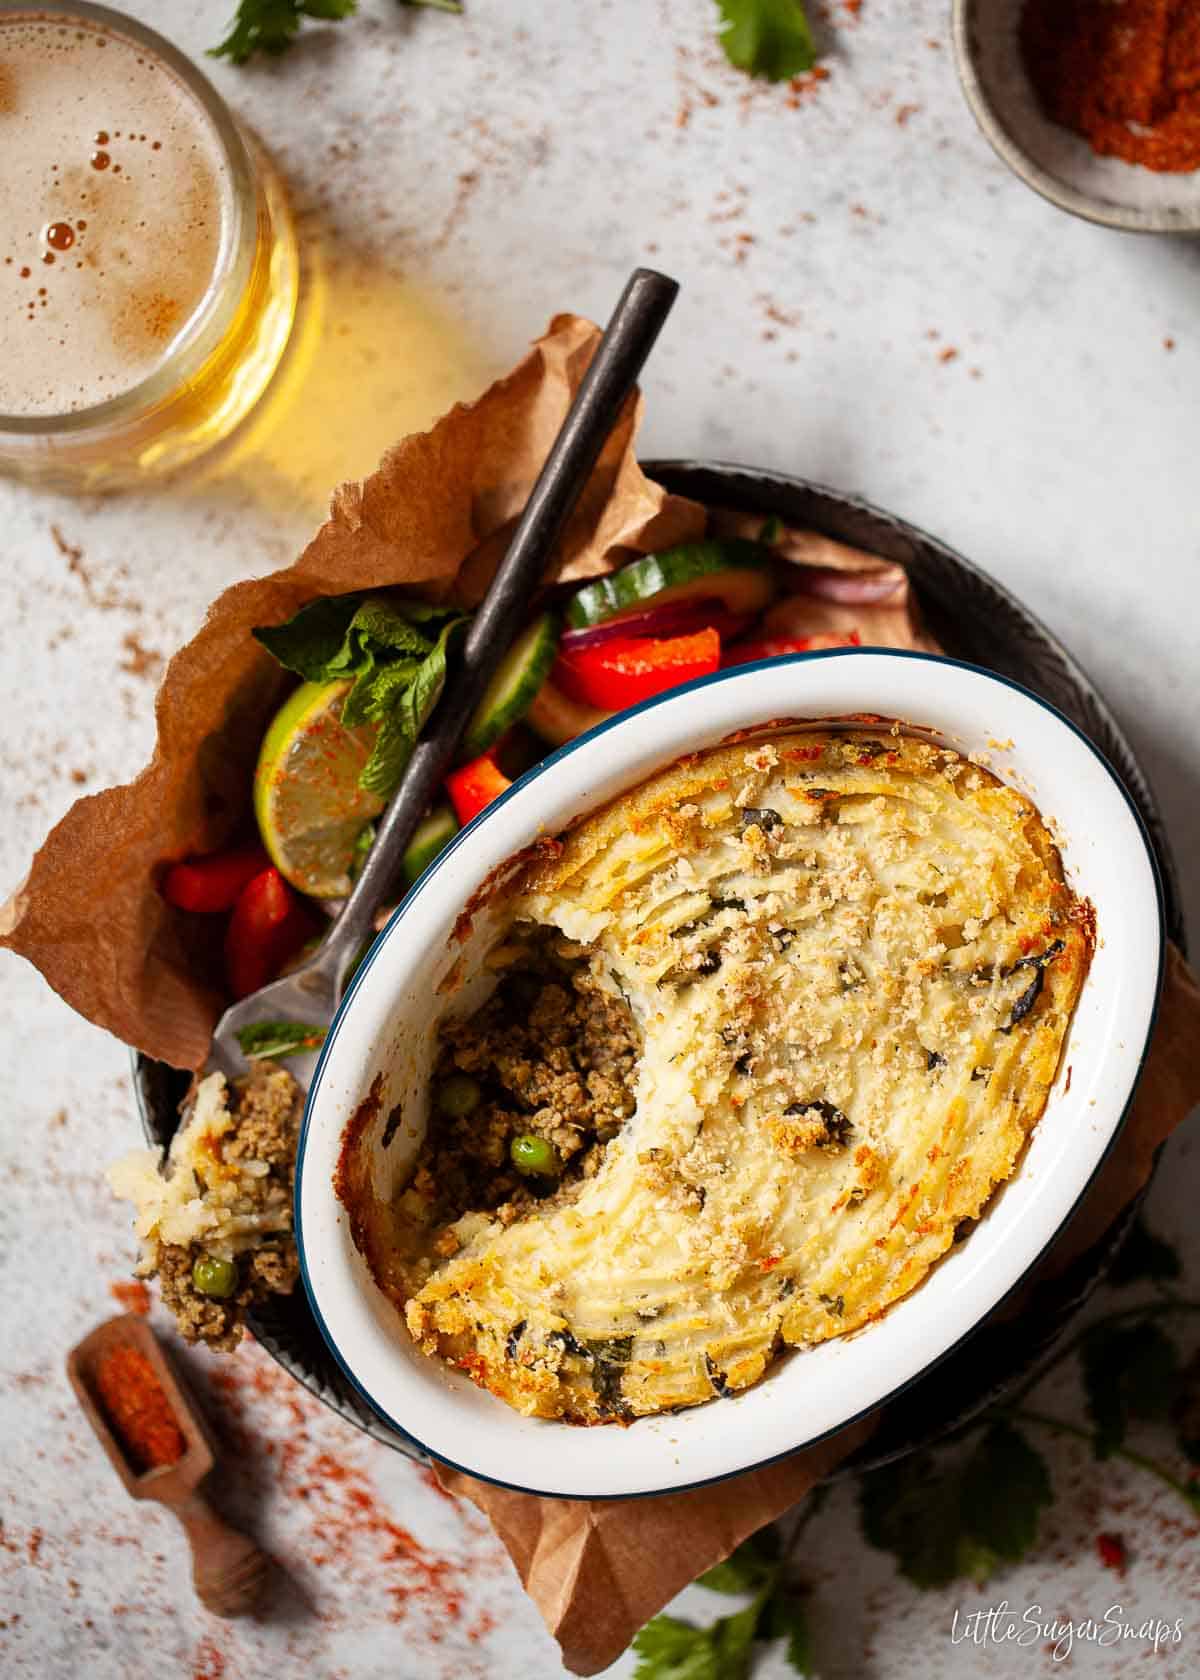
[0,2,298,490]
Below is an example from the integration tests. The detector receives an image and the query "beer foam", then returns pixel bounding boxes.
[0,14,233,417]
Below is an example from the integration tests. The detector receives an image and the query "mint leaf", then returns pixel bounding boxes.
[697,1529,780,1595]
[255,594,466,801]
[715,0,816,83]
[359,712,411,800]
[960,1423,1052,1562]
[345,595,442,656]
[1108,1218,1182,1288]
[632,1615,720,1680]
[253,592,366,678]
[763,1591,813,1673]
[1082,1322,1180,1458]
[212,0,356,65]
[343,657,421,728]
[235,1020,327,1059]
[358,614,461,797]
[254,594,457,683]
[348,821,375,883]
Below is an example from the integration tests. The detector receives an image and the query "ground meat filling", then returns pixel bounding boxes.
[157,1238,300,1353]
[414,934,640,1243]
[155,1067,301,1352]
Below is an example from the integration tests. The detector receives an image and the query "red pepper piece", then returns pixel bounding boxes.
[224,867,317,999]
[552,628,721,711]
[162,843,271,913]
[445,754,513,826]
[721,630,862,668]
[1096,1532,1127,1574]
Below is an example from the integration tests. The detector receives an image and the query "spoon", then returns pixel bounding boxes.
[66,1313,269,1617]
[207,267,679,1077]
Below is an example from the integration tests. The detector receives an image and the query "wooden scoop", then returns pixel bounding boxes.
[66,1313,268,1617]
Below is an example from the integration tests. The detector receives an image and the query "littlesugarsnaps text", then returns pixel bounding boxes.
[950,1601,1184,1662]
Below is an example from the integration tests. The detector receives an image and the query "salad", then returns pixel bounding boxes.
[159,525,863,1029]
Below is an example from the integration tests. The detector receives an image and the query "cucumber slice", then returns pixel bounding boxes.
[461,612,559,760]
[402,804,459,887]
[527,676,613,747]
[566,539,776,630]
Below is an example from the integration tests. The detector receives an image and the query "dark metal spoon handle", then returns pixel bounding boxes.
[327,268,679,974]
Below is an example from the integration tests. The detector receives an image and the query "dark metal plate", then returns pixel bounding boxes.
[133,462,1183,1475]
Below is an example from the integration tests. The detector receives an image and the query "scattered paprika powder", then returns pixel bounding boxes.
[1021,0,1200,173]
[93,1344,187,1472]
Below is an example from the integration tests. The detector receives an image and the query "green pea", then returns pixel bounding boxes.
[437,1073,482,1117]
[192,1255,238,1299]
[510,1134,560,1177]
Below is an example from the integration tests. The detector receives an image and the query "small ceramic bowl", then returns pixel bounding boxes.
[296,650,1164,1500]
[954,0,1200,233]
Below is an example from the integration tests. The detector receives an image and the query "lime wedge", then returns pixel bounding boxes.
[253,679,386,899]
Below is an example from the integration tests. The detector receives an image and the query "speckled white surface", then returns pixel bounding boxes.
[2,3,1199,1677]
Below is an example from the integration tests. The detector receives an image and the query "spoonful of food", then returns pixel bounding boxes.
[206,267,679,1078]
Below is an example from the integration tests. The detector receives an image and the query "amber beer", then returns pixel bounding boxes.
[0,3,297,488]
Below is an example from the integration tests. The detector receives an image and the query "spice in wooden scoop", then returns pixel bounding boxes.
[93,1344,187,1473]
[67,1315,269,1617]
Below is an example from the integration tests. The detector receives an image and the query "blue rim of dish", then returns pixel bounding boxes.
[294,646,1167,1501]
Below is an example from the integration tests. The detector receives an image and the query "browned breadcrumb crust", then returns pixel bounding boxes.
[381,730,1094,1425]
[411,932,639,1243]
[157,1065,301,1352]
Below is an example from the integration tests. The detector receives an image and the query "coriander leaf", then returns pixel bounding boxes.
[632,1615,720,1680]
[1108,1218,1182,1288]
[763,1591,813,1674]
[633,1591,774,1680]
[715,0,816,83]
[235,1020,327,1059]
[759,515,784,544]
[960,1423,1052,1563]
[1171,1351,1200,1464]
[711,1599,762,1680]
[859,1451,1010,1587]
[212,0,356,65]
[697,1529,780,1595]
[859,1452,967,1588]
[1082,1322,1180,1458]
[954,1535,1002,1582]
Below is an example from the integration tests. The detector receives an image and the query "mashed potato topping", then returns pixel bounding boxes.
[354,731,1092,1423]
[109,1066,301,1349]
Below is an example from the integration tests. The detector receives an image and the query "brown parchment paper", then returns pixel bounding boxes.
[4,312,1198,1676]
[0,314,703,1069]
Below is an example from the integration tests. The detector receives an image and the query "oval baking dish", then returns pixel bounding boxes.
[295,649,1163,1500]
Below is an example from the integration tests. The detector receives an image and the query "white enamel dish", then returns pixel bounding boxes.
[295,649,1164,1499]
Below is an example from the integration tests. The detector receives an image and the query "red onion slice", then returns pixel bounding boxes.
[560,598,747,651]
[783,567,903,605]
